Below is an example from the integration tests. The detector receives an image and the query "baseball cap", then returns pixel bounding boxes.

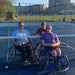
[41,21,46,25]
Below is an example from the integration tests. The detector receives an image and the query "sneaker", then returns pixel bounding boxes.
[24,60,30,66]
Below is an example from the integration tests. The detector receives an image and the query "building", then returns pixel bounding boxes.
[59,3,75,14]
[49,0,70,7]
[31,4,46,15]
[49,0,71,14]
[15,3,46,15]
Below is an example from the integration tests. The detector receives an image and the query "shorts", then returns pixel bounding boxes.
[44,46,57,52]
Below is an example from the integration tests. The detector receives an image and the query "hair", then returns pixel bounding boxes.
[47,24,52,30]
[18,22,24,26]
[41,21,46,25]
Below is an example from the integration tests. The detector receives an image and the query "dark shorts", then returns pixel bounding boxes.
[44,46,57,52]
[49,47,57,51]
[14,42,32,60]
[14,42,32,52]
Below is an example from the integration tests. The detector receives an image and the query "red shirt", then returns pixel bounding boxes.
[36,28,46,35]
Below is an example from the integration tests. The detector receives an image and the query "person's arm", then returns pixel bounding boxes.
[11,31,19,46]
[34,33,38,35]
[41,40,60,47]
[53,40,60,47]
[11,40,23,46]
[10,40,18,46]
[34,29,40,35]
[53,34,60,47]
[41,40,51,47]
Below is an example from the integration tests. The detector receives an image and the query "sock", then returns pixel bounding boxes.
[53,56,57,66]
[57,55,62,65]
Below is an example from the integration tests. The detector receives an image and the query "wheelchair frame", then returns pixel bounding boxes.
[38,45,69,75]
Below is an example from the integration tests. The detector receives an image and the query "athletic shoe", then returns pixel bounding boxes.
[24,60,30,66]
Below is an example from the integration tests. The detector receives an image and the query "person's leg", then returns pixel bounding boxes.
[51,50,57,56]
[56,48,61,56]
[51,50,58,67]
[14,45,27,63]
[56,48,62,65]
[24,43,32,62]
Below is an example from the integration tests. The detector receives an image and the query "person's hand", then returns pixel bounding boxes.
[18,43,22,46]
[51,43,55,47]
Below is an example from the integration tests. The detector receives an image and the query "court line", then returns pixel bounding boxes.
[0,22,75,27]
[60,41,75,51]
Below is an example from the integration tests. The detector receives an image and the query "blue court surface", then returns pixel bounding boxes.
[0,60,75,75]
[0,22,75,75]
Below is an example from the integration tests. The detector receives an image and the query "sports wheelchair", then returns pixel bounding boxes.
[7,42,69,75]
[7,42,41,64]
[38,44,69,75]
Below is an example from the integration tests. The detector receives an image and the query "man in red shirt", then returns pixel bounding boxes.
[34,21,47,35]
[34,21,47,59]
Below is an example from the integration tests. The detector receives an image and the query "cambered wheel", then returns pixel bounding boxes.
[7,46,16,63]
[55,51,69,72]
[39,50,48,71]
[60,53,69,71]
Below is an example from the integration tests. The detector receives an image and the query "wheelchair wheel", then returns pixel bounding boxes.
[56,52,69,72]
[7,46,16,63]
[38,50,48,71]
[59,53,69,72]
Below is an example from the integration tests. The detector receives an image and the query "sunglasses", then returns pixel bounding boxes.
[42,24,46,25]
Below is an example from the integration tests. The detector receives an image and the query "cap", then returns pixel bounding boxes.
[41,21,46,25]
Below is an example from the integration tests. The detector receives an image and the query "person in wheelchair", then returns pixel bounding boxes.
[11,22,34,64]
[41,25,62,67]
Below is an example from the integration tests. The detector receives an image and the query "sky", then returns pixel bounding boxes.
[12,0,75,6]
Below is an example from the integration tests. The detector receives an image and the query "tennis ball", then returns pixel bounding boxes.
[51,44,54,47]
[5,66,8,69]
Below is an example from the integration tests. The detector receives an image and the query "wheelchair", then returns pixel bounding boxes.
[7,42,41,64]
[38,45,69,75]
[7,45,23,63]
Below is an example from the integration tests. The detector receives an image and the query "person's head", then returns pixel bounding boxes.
[18,22,24,31]
[41,21,46,29]
[46,24,52,33]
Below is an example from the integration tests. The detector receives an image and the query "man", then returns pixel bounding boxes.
[33,22,47,58]
[34,21,47,36]
[11,22,34,63]
[41,25,61,68]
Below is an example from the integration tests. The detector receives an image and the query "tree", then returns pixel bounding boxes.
[0,0,16,18]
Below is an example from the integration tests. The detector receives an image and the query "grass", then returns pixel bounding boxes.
[0,15,75,22]
[16,15,75,22]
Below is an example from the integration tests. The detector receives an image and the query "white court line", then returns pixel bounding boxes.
[58,34,75,37]
[0,22,75,27]
[61,41,75,51]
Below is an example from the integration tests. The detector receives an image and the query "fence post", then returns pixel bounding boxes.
[8,22,10,47]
